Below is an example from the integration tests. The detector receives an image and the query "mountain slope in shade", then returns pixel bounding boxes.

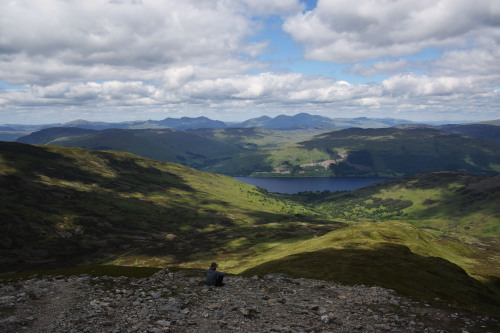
[437,124,500,144]
[0,141,315,271]
[16,127,246,169]
[279,127,500,177]
[235,113,416,129]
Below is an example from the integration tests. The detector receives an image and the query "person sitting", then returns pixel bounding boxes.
[206,262,225,287]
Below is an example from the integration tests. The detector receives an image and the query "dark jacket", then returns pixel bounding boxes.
[206,269,225,286]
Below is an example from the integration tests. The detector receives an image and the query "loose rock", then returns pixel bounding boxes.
[0,269,498,332]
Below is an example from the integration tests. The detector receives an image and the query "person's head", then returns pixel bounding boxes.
[210,262,218,270]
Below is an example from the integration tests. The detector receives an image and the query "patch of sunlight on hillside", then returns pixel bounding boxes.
[0,156,17,174]
[464,156,477,167]
[268,147,331,166]
[59,148,119,178]
[489,163,500,172]
[374,187,442,208]
[220,221,478,275]
[226,237,250,250]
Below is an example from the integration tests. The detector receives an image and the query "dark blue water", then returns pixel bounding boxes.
[234,177,390,194]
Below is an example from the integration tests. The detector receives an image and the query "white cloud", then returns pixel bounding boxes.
[382,73,476,97]
[1,0,500,124]
[283,0,500,62]
[0,0,260,85]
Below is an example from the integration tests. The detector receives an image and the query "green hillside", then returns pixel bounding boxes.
[18,128,247,170]
[17,126,500,177]
[258,127,500,177]
[301,172,500,238]
[1,142,499,313]
[17,127,330,176]
[0,141,318,270]
[187,127,328,149]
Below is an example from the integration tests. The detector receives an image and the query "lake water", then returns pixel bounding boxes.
[234,177,390,194]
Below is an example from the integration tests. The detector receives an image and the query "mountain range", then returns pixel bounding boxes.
[0,113,424,142]
[2,113,419,131]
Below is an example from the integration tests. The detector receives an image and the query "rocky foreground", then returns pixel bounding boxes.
[0,269,498,332]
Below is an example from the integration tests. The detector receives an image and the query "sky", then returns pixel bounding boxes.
[1,0,500,124]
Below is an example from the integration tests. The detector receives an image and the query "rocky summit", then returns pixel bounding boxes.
[0,269,497,333]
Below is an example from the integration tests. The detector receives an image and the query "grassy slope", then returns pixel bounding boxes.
[18,127,333,176]
[187,128,330,149]
[307,172,500,238]
[260,127,500,177]
[1,142,499,313]
[239,221,500,312]
[25,128,247,170]
[0,141,320,270]
[16,126,500,177]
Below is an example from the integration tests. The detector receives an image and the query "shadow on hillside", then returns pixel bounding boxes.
[241,243,500,314]
[0,141,194,193]
[0,142,242,271]
[0,174,237,270]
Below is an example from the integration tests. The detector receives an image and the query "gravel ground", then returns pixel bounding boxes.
[1,269,498,332]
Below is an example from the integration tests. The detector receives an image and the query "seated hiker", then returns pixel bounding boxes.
[206,262,226,287]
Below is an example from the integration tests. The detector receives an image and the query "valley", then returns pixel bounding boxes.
[14,120,500,178]
[1,138,499,317]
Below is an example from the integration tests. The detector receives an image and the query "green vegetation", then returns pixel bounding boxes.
[261,127,500,177]
[238,221,500,312]
[18,126,500,177]
[301,172,500,238]
[1,141,499,315]
[0,141,319,270]
[242,244,499,313]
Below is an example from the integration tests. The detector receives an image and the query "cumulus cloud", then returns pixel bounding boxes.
[0,0,268,86]
[1,0,500,123]
[283,0,500,62]
[382,73,477,97]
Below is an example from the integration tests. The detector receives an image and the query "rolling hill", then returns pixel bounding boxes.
[16,126,500,177]
[437,124,500,144]
[475,118,500,126]
[256,127,500,177]
[1,141,499,312]
[295,171,500,238]
[16,127,248,170]
[16,127,330,176]
[2,113,418,141]
[235,113,417,129]
[398,123,500,145]
[0,141,318,271]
